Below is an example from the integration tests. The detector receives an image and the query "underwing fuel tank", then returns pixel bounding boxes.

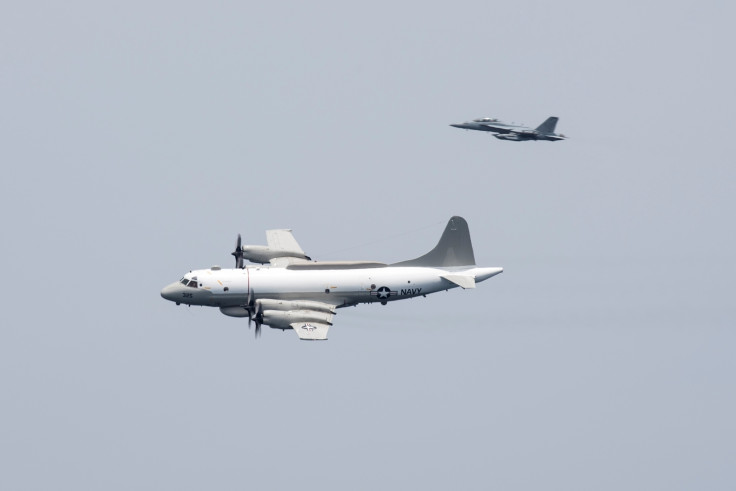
[493,133,523,141]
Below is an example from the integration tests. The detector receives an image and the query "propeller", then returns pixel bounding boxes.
[247,288,253,329]
[246,290,262,338]
[232,234,244,269]
[253,300,263,338]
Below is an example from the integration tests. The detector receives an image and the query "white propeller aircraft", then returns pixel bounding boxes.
[160,216,503,340]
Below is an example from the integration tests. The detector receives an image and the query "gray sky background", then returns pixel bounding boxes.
[2,1,735,489]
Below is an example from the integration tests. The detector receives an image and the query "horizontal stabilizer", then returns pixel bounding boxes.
[441,274,476,289]
[291,322,330,340]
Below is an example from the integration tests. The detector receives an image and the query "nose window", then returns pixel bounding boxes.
[180,276,199,288]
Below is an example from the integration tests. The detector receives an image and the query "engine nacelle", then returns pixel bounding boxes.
[261,309,333,330]
[240,245,310,264]
[219,306,251,318]
[256,299,336,314]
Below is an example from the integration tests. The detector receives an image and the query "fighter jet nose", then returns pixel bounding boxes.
[450,123,463,128]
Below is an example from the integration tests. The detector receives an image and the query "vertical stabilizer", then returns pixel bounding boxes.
[535,116,559,134]
[392,216,476,268]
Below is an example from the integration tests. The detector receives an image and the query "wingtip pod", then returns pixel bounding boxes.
[392,216,476,268]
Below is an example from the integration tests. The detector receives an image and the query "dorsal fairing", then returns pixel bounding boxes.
[392,216,476,268]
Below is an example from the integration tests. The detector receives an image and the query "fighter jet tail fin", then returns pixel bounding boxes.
[392,216,476,268]
[535,116,559,134]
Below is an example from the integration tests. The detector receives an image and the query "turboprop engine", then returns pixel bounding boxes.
[255,299,335,330]
[240,245,311,264]
[219,301,334,319]
[261,310,334,330]
[255,299,336,314]
[231,233,311,266]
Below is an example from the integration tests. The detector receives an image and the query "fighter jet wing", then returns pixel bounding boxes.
[482,124,514,133]
[266,229,307,255]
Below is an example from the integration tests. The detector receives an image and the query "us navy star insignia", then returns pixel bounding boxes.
[371,286,396,299]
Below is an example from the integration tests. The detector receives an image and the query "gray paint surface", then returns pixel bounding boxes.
[1,1,735,490]
[392,216,476,267]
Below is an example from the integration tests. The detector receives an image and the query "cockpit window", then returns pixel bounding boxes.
[180,278,188,285]
[187,280,197,288]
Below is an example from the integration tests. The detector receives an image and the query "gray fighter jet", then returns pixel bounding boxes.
[450,116,567,141]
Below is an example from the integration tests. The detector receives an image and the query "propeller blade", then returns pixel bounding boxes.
[253,298,263,338]
[232,233,244,269]
[247,289,254,328]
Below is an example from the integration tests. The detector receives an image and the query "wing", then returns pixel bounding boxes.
[268,257,312,268]
[257,299,337,341]
[291,321,331,340]
[265,229,312,266]
[266,229,307,255]
[482,124,513,134]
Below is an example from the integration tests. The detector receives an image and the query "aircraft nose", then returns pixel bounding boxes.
[450,123,464,128]
[160,282,180,302]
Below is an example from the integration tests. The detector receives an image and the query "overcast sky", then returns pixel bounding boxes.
[2,1,735,489]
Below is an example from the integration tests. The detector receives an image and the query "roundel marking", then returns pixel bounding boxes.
[376,286,392,299]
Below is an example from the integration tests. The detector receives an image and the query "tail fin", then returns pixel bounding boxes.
[392,216,476,268]
[535,116,559,134]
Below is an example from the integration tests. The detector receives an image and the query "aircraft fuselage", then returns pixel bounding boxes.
[161,264,503,309]
[450,116,566,141]
[160,216,503,339]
